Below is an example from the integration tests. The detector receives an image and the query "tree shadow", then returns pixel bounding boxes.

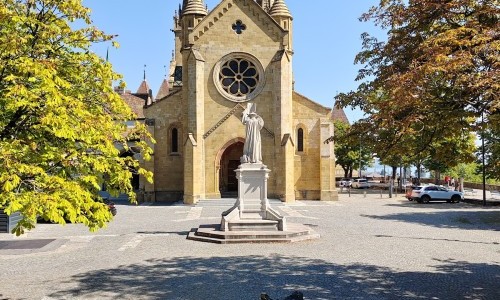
[385,201,483,210]
[362,211,500,231]
[49,255,500,299]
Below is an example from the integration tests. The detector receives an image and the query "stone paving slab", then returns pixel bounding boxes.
[0,194,499,299]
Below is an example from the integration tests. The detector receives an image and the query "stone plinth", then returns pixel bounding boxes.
[220,163,286,231]
[187,163,320,244]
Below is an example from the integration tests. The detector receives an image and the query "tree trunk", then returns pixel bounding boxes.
[416,162,422,185]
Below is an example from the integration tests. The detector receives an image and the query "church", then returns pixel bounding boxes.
[120,0,348,203]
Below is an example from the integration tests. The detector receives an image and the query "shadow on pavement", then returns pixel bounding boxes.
[136,231,191,236]
[49,255,500,299]
[362,211,500,231]
[385,202,483,210]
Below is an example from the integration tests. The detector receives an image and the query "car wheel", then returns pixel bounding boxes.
[421,195,431,203]
[451,195,461,203]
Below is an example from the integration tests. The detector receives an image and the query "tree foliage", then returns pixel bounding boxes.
[333,121,374,178]
[336,0,498,177]
[0,0,153,234]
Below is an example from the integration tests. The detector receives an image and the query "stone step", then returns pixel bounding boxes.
[239,212,263,219]
[228,219,278,231]
[191,224,314,240]
[187,230,320,244]
[195,198,284,207]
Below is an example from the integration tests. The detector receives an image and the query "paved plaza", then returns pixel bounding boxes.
[1,193,499,299]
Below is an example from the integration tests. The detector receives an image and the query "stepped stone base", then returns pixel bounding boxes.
[186,163,320,244]
[187,223,320,244]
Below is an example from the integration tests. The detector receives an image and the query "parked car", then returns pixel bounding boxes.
[338,178,352,187]
[410,185,463,203]
[351,178,370,189]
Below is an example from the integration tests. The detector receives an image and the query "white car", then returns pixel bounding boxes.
[338,178,352,187]
[351,179,370,189]
[411,185,463,203]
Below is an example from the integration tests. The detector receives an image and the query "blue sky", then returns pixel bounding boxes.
[84,0,383,122]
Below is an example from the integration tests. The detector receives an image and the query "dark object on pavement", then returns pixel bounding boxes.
[260,291,304,300]
[105,200,117,216]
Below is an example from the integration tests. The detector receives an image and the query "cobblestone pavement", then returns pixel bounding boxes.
[1,193,499,300]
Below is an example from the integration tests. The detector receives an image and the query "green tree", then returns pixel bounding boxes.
[0,0,153,235]
[333,121,373,178]
[336,0,498,176]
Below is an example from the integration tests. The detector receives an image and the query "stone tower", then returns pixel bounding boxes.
[142,0,339,203]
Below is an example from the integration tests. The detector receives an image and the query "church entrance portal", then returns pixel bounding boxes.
[219,141,244,197]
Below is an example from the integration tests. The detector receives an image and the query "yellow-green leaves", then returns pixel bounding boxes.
[0,0,153,235]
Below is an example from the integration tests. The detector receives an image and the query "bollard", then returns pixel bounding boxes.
[389,179,393,198]
[380,189,383,198]
[364,191,366,198]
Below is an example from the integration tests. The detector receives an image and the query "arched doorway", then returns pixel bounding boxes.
[219,141,244,197]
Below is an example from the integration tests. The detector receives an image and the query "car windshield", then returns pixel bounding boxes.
[413,186,423,190]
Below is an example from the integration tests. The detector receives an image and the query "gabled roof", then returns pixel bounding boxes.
[293,91,331,113]
[155,78,170,100]
[146,88,182,108]
[292,91,349,123]
[190,0,286,43]
[121,93,145,119]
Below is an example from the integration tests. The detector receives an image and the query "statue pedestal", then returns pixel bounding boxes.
[220,163,286,231]
[187,164,319,244]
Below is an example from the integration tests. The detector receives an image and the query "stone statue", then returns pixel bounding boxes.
[241,103,264,164]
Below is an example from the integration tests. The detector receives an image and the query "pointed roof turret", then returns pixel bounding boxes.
[269,0,292,19]
[155,78,170,100]
[136,80,150,95]
[136,65,150,94]
[182,0,207,16]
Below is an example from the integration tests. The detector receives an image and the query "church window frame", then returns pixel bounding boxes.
[296,125,307,155]
[232,20,247,34]
[169,125,181,155]
[213,52,265,103]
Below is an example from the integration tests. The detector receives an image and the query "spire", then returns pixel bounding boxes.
[182,0,207,16]
[269,0,291,19]
[136,65,150,94]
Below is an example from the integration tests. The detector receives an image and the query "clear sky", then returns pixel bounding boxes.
[83,0,383,122]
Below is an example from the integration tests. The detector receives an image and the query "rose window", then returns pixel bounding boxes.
[220,59,259,97]
[214,53,265,102]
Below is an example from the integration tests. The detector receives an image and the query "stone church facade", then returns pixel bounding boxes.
[123,0,347,203]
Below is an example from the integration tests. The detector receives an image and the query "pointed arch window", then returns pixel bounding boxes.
[171,128,179,154]
[297,128,304,152]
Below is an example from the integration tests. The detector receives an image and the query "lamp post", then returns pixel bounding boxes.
[481,110,486,206]
[359,137,362,178]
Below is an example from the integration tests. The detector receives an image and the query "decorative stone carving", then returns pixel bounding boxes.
[241,103,263,164]
[213,52,265,102]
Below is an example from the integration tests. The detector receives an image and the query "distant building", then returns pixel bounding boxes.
[121,0,349,203]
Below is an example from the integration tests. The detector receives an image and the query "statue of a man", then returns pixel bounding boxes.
[241,103,264,164]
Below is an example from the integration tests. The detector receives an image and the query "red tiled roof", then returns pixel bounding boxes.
[155,79,170,100]
[136,80,150,94]
[121,93,145,119]
[331,107,349,124]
